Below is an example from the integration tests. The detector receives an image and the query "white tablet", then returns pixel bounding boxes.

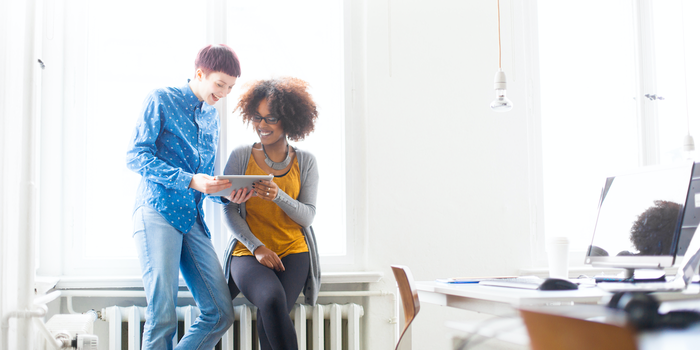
[211,175,274,197]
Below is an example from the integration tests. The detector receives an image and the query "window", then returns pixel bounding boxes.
[38,0,351,277]
[536,0,700,263]
[224,0,348,259]
[651,1,700,163]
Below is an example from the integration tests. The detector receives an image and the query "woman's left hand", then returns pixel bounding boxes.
[254,177,278,201]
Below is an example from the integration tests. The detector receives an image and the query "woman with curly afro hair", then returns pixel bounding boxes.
[221,77,320,350]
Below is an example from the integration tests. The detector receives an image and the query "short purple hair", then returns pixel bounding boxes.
[194,44,241,78]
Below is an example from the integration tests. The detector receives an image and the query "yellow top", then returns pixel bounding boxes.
[232,154,308,258]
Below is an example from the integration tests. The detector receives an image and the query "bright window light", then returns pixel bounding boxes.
[73,0,346,265]
[538,1,638,251]
[82,0,207,259]
[225,0,346,256]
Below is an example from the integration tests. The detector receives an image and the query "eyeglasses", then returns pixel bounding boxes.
[252,115,280,124]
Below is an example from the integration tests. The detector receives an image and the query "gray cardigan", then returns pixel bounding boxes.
[221,144,321,305]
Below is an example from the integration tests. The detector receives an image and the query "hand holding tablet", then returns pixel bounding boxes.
[211,175,274,197]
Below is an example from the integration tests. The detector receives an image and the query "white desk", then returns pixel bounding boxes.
[416,281,700,316]
[417,281,700,349]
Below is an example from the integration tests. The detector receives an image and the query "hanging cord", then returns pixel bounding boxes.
[497,0,502,69]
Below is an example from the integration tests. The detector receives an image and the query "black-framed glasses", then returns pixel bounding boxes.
[252,115,280,124]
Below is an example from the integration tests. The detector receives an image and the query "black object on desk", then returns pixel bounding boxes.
[608,292,700,330]
[537,278,579,291]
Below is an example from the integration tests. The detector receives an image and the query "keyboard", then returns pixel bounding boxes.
[478,276,546,290]
[596,281,685,292]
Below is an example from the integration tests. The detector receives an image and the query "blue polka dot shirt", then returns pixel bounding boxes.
[126,81,225,236]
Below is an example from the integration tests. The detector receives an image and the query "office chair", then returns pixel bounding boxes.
[519,306,637,350]
[391,265,420,350]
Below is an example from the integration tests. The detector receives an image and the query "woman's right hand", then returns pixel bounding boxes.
[254,246,285,271]
[189,174,231,194]
[226,187,254,204]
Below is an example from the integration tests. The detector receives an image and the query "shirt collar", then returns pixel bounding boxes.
[182,80,204,111]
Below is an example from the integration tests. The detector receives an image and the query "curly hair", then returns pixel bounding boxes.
[235,77,318,142]
[629,200,682,255]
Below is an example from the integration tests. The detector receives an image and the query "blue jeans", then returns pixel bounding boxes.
[133,206,234,350]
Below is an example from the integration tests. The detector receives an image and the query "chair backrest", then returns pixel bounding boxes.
[391,265,420,350]
[520,307,637,350]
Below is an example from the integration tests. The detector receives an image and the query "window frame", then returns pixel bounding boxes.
[36,0,363,280]
[530,0,674,269]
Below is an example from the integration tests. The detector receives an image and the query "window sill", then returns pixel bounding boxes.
[43,271,384,290]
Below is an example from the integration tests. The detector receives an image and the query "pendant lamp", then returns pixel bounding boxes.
[490,0,513,112]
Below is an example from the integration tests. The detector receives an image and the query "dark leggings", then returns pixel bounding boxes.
[229,252,310,350]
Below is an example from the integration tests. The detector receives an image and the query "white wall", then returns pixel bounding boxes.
[0,1,539,349]
[359,1,538,349]
[363,0,534,278]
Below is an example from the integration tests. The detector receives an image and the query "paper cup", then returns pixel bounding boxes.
[547,237,570,279]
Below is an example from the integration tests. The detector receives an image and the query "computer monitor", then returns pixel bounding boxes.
[677,162,700,257]
[585,161,695,278]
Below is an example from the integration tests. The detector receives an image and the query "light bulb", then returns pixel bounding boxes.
[683,134,695,160]
[490,69,513,112]
[490,89,513,112]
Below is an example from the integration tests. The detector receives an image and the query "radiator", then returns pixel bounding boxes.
[102,303,364,350]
